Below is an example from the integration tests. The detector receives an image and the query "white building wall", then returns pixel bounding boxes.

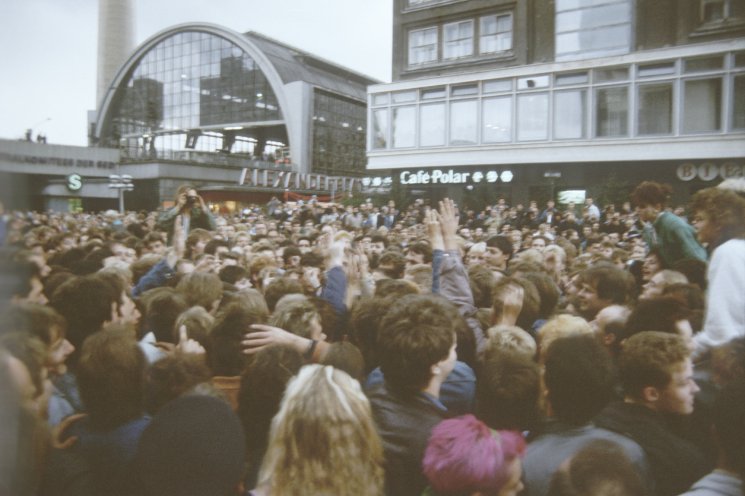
[282,81,313,174]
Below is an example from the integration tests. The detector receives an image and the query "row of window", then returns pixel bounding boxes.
[409,13,513,66]
[405,0,736,65]
[405,0,633,68]
[312,91,368,175]
[370,55,745,149]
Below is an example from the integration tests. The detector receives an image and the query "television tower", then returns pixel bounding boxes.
[96,0,134,109]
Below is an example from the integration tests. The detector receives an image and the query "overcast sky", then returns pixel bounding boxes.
[0,0,392,146]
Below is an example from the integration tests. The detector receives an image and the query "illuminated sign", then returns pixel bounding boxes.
[361,177,393,188]
[400,169,513,185]
[66,173,82,191]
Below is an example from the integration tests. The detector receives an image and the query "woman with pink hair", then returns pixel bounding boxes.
[422,414,526,496]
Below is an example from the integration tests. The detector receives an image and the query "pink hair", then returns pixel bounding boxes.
[422,414,525,494]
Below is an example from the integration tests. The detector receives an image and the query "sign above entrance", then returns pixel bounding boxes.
[400,169,514,185]
[677,162,743,182]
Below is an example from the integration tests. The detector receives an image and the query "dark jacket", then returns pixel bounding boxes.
[156,205,216,235]
[595,402,711,496]
[46,416,151,496]
[523,419,651,496]
[367,383,448,496]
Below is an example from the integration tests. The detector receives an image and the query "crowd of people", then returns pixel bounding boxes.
[1,178,744,496]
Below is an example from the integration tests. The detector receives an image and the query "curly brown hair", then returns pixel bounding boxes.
[690,187,745,248]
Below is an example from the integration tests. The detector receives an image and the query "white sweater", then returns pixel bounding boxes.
[696,238,745,352]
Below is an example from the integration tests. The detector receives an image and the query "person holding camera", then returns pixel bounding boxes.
[156,184,216,235]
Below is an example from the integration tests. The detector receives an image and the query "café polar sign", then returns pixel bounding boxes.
[400,169,513,185]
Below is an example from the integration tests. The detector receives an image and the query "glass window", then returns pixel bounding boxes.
[682,78,722,133]
[733,75,745,129]
[421,87,446,99]
[443,20,473,59]
[409,27,438,66]
[104,31,283,152]
[595,86,628,137]
[450,100,478,145]
[638,63,676,77]
[420,103,446,146]
[735,52,745,68]
[554,90,586,139]
[517,93,549,141]
[556,72,588,85]
[313,89,367,175]
[595,67,629,83]
[372,109,388,149]
[372,93,389,106]
[392,91,417,103]
[638,83,673,135]
[555,0,632,61]
[517,75,549,90]
[392,106,416,148]
[407,0,451,6]
[452,84,478,97]
[684,56,724,73]
[483,79,512,93]
[482,97,512,143]
[480,14,513,54]
[700,0,728,22]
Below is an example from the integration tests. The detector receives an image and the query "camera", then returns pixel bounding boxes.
[186,196,198,205]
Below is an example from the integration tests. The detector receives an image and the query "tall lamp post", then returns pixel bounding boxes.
[108,174,134,213]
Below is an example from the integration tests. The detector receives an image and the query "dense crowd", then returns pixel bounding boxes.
[1,178,744,496]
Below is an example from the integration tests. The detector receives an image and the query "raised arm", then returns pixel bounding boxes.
[132,215,185,297]
[435,199,486,352]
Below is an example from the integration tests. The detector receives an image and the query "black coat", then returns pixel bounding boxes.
[594,402,711,496]
[367,383,448,496]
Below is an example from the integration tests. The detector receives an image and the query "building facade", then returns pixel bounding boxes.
[0,23,379,212]
[367,0,745,207]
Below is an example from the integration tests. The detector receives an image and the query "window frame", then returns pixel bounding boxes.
[700,0,730,23]
[443,19,474,60]
[408,26,439,67]
[479,13,513,55]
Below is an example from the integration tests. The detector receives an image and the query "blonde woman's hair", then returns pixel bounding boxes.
[511,247,545,267]
[258,364,384,496]
[485,324,537,359]
[468,242,487,254]
[538,314,594,363]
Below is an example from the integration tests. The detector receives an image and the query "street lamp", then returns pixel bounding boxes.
[108,174,134,213]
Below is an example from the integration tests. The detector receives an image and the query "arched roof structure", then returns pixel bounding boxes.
[94,22,376,168]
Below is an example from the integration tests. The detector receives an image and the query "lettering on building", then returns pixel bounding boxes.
[400,169,512,185]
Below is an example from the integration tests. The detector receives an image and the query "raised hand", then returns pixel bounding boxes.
[438,198,460,251]
[426,209,445,251]
[498,284,524,326]
[176,325,205,355]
